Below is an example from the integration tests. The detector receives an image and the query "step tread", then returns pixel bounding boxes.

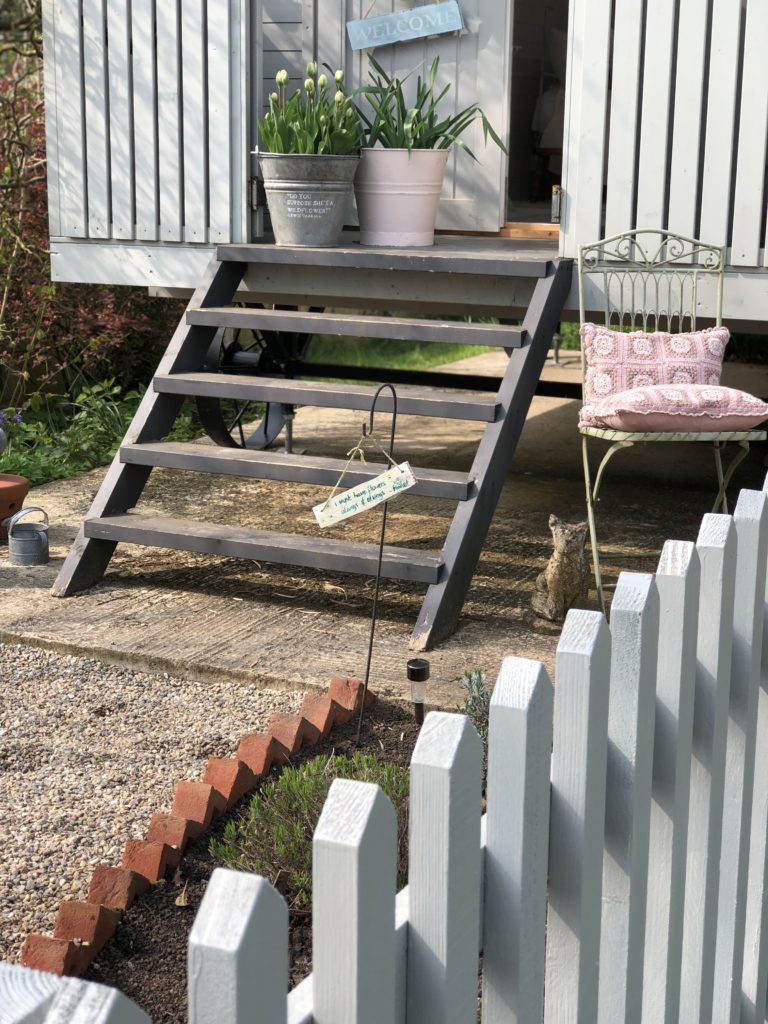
[120,442,472,500]
[185,307,524,348]
[153,373,499,422]
[84,513,443,583]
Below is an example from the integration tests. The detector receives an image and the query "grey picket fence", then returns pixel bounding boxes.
[5,476,768,1023]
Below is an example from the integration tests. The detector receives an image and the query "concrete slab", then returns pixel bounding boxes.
[1,353,765,708]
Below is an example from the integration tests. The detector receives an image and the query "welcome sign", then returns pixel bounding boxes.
[347,1,464,51]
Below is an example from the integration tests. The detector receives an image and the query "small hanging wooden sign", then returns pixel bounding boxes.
[313,462,416,528]
[346,2,464,51]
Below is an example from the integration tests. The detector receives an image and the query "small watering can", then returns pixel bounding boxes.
[2,507,49,565]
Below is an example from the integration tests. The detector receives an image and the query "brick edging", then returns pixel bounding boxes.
[20,677,375,975]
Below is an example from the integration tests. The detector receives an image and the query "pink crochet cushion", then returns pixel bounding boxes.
[580,384,768,432]
[581,323,729,405]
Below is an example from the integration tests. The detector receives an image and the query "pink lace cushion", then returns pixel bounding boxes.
[581,323,729,405]
[580,384,768,432]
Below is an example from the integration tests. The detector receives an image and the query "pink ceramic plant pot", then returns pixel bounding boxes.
[354,148,449,247]
[0,474,30,542]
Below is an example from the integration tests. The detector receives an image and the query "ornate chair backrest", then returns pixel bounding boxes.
[577,229,726,380]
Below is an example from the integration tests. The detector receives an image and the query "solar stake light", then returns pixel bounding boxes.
[407,658,430,725]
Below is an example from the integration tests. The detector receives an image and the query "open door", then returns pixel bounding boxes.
[42,0,260,288]
[305,0,512,233]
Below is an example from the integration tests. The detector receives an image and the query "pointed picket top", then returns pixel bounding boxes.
[188,868,288,1024]
[313,779,397,1024]
[680,513,736,1024]
[43,977,151,1023]
[545,608,611,1024]
[0,962,62,1023]
[642,540,699,1024]
[408,711,483,1024]
[599,572,659,1024]
[483,657,553,1024]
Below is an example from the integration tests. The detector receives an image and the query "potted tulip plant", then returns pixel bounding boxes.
[258,64,362,247]
[0,409,29,542]
[354,56,506,247]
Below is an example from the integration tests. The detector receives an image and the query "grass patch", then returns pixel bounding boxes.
[306,334,490,375]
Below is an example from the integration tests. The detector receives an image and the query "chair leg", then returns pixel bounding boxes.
[582,435,606,615]
[712,440,751,514]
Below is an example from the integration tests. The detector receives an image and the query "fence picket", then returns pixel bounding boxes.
[642,541,700,1024]
[407,712,483,1024]
[482,657,553,1024]
[598,573,659,1024]
[188,867,287,1024]
[313,779,397,1024]
[679,514,737,1024]
[0,961,63,1021]
[41,976,150,1022]
[711,490,768,1022]
[741,475,768,1024]
[544,610,611,1024]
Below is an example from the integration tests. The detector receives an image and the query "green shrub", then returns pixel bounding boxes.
[210,752,409,913]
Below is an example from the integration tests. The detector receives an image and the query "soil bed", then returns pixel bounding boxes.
[85,698,422,1022]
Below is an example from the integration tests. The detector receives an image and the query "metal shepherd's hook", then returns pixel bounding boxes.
[355,383,397,746]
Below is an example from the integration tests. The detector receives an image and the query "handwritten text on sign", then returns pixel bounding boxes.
[346,2,464,51]
[313,462,416,528]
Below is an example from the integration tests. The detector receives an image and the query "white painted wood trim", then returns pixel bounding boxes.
[106,0,135,239]
[544,610,611,1024]
[82,0,110,239]
[208,0,234,242]
[642,541,700,1024]
[44,976,151,1022]
[598,573,659,1024]
[679,514,737,1024]
[313,779,396,1024]
[730,0,768,267]
[131,0,159,242]
[52,0,88,237]
[49,239,217,288]
[0,961,62,1022]
[603,0,643,239]
[483,657,552,1024]
[407,712,483,1024]
[182,0,209,243]
[188,868,288,1024]
[156,2,184,241]
[711,490,768,1023]
[41,0,61,237]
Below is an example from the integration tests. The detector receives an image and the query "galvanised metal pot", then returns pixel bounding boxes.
[258,153,360,247]
[354,148,449,247]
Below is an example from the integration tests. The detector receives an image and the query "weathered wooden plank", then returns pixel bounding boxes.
[207,0,233,242]
[711,490,768,1023]
[83,513,442,583]
[0,961,62,1022]
[182,0,208,243]
[131,0,159,242]
[263,20,302,51]
[52,0,87,236]
[667,0,709,238]
[264,0,300,22]
[82,0,110,238]
[483,658,552,1024]
[185,306,524,347]
[119,443,472,501]
[313,780,396,1024]
[698,0,743,246]
[642,541,700,1024]
[730,0,768,267]
[603,0,643,238]
[635,0,676,230]
[188,868,287,1024]
[544,610,611,1024]
[40,0,61,236]
[598,573,659,1024]
[156,2,183,240]
[407,712,483,1023]
[679,514,736,1024]
[106,0,134,239]
[152,372,499,422]
[741,476,768,1024]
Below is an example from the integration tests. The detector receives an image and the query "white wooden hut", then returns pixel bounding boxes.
[40,0,768,648]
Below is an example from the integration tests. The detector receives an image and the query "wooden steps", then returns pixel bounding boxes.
[186,306,524,348]
[153,373,499,422]
[120,443,473,501]
[83,514,443,584]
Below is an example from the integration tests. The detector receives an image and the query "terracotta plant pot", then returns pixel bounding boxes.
[0,474,30,542]
[354,148,450,247]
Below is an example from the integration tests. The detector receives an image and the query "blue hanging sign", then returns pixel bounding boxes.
[346,2,464,51]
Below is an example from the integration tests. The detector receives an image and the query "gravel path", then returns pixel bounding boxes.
[0,642,302,963]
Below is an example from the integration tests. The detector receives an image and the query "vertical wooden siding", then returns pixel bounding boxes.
[42,0,252,246]
[561,0,768,268]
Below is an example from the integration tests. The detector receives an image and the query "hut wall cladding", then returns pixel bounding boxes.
[560,0,768,268]
[41,0,253,246]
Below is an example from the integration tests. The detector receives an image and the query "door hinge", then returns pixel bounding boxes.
[249,177,266,211]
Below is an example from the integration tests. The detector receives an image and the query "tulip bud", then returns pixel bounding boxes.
[275,69,289,87]
[318,73,328,89]
[334,69,344,84]
[304,77,315,94]
[334,90,345,104]
[306,60,317,77]
[270,92,278,103]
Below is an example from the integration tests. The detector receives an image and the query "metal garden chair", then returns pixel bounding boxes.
[578,229,767,613]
